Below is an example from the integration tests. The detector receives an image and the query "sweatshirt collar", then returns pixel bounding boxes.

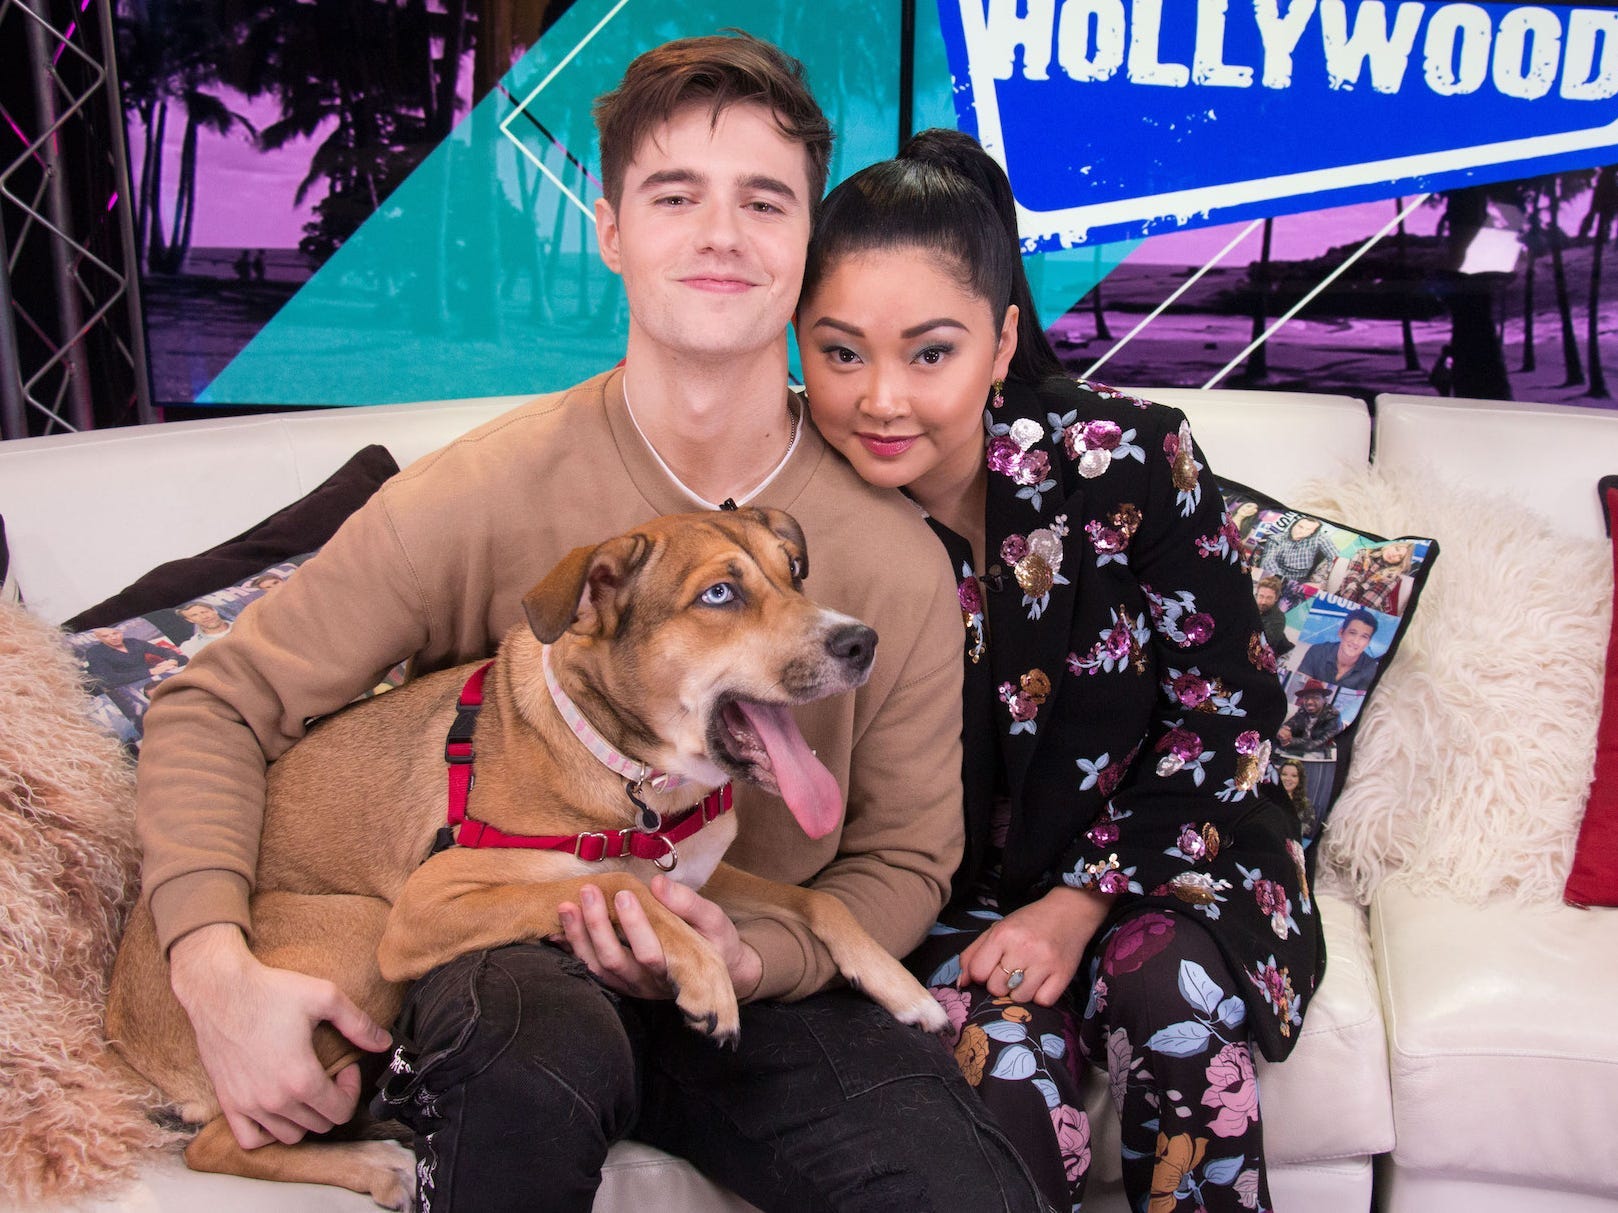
[601,367,823,519]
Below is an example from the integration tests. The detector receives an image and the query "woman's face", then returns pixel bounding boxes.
[1381,543,1409,565]
[1280,764,1301,793]
[797,248,1017,513]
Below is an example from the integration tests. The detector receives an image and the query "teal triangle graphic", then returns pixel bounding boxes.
[201,0,1136,408]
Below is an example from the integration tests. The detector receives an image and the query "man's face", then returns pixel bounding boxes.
[595,102,812,364]
[1254,585,1278,612]
[179,603,221,628]
[1298,692,1324,712]
[1339,619,1375,660]
[92,626,124,646]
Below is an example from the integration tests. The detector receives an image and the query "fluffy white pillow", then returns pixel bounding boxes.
[1293,465,1607,906]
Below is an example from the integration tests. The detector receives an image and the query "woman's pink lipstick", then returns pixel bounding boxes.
[859,433,918,458]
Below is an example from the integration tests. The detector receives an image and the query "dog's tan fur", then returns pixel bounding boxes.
[106,508,945,1207]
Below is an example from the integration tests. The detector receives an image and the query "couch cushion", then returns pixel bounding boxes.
[1135,388,1371,504]
[1374,394,1618,542]
[0,397,524,623]
[1373,873,1618,1194]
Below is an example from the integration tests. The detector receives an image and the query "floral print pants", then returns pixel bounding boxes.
[912,909,1272,1213]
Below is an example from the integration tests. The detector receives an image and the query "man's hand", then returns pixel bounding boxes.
[1276,725,1294,744]
[169,923,392,1149]
[957,886,1112,1007]
[557,876,762,999]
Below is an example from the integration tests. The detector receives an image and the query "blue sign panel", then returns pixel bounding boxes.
[938,0,1618,251]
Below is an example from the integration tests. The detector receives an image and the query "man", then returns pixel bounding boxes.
[1275,680,1342,756]
[1297,606,1381,691]
[1253,574,1293,658]
[175,601,232,657]
[137,33,1041,1213]
[85,624,185,688]
[84,624,186,724]
[1258,514,1338,587]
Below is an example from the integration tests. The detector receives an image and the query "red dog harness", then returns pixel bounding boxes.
[441,661,732,871]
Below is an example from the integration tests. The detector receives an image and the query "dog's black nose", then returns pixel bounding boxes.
[827,623,877,672]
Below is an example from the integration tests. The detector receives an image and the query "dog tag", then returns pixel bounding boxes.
[626,781,662,834]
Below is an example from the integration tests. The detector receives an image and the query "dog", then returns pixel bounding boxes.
[106,507,949,1207]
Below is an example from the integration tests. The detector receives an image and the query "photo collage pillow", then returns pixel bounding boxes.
[66,554,315,749]
[1220,480,1438,844]
[59,444,407,751]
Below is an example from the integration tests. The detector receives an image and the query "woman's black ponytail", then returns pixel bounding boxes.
[803,128,1067,387]
[898,129,1066,384]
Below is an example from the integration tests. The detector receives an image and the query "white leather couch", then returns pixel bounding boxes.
[1365,394,1618,1213]
[0,386,1608,1213]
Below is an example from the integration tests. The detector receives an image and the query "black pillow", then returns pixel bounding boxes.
[1220,477,1438,842]
[0,515,18,606]
[63,445,398,631]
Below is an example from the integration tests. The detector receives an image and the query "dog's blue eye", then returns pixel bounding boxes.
[700,583,737,606]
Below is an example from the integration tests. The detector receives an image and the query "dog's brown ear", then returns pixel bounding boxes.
[747,507,809,581]
[522,534,650,642]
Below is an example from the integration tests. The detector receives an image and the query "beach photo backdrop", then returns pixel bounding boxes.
[115,0,1617,410]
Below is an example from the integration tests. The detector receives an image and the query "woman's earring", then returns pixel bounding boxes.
[990,378,1005,409]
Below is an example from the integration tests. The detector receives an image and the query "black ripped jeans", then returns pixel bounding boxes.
[372,943,1046,1213]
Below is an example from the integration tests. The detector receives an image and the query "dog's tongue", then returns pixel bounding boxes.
[735,701,844,839]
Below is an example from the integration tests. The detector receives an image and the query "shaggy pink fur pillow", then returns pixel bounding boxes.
[0,602,174,1200]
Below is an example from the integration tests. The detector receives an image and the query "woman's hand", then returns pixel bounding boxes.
[957,886,1112,1006]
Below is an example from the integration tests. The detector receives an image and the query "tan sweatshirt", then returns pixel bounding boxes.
[137,369,966,1001]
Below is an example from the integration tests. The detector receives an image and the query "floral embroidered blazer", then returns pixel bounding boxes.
[938,376,1324,1062]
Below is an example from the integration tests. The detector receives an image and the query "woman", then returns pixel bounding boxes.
[1228,500,1262,553]
[796,130,1322,1213]
[1336,541,1412,614]
[1277,759,1315,839]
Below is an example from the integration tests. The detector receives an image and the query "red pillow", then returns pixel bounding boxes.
[1565,477,1618,908]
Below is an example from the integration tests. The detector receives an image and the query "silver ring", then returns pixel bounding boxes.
[1000,964,1025,991]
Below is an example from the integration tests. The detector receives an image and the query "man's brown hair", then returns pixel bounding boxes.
[593,31,833,212]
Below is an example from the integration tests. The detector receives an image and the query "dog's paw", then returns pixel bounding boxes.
[357,1140,416,1211]
[680,1003,741,1047]
[669,958,741,1044]
[677,989,741,1043]
[897,992,951,1035]
[850,962,950,1033]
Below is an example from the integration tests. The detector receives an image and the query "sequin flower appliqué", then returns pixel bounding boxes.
[1000,517,1070,621]
[1163,419,1204,517]
[957,563,986,664]
[986,415,1057,511]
